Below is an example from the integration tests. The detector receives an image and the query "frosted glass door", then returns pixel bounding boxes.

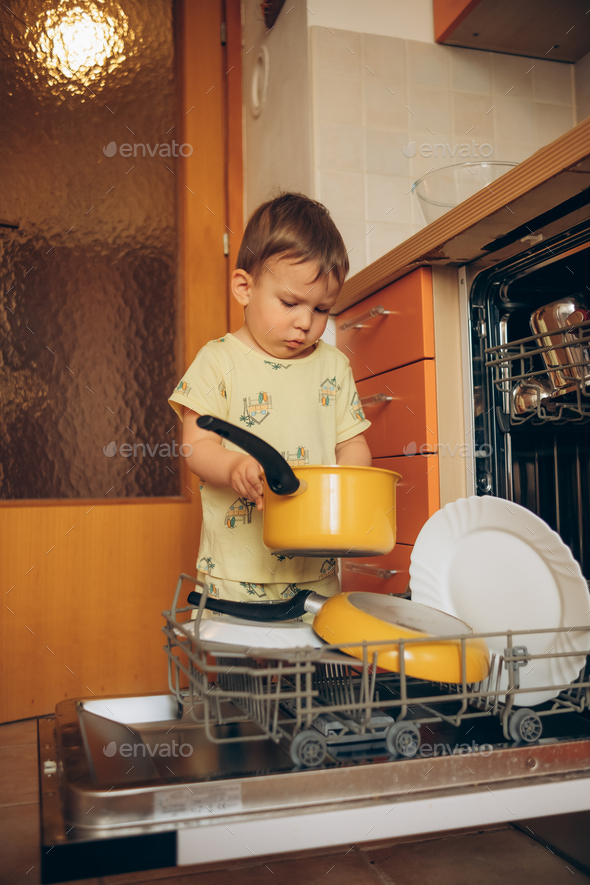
[0,0,180,499]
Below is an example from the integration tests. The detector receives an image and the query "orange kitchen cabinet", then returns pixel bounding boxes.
[336,268,434,381]
[375,454,439,546]
[358,360,438,458]
[341,543,412,596]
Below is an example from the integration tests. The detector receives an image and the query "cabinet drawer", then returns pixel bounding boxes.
[336,268,433,381]
[376,454,439,545]
[341,543,412,596]
[357,360,437,458]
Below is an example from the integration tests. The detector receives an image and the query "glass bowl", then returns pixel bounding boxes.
[412,161,518,225]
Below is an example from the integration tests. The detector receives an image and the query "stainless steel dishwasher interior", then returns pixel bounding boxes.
[44,687,590,841]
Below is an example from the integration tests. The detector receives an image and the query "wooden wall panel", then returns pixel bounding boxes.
[0,503,199,719]
[179,0,229,362]
[225,0,246,333]
[0,0,240,723]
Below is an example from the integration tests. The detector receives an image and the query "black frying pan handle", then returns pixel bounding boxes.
[187,588,311,621]
[196,415,300,495]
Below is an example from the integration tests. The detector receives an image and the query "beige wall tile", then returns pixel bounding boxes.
[311,26,361,77]
[490,52,534,100]
[494,98,534,143]
[361,33,406,82]
[493,142,537,163]
[532,59,573,106]
[319,169,365,220]
[407,85,451,136]
[331,218,368,276]
[411,193,427,226]
[574,50,590,122]
[366,221,413,264]
[450,46,491,94]
[407,133,454,164]
[364,128,411,176]
[247,9,581,266]
[407,39,450,88]
[314,70,362,124]
[318,120,363,172]
[408,147,452,181]
[366,173,413,225]
[363,78,408,129]
[448,135,495,161]
[452,92,494,140]
[533,102,575,147]
[244,1,312,214]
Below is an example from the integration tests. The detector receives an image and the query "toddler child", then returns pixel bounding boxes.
[168,192,372,610]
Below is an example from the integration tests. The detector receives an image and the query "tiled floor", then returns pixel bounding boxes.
[2,717,589,885]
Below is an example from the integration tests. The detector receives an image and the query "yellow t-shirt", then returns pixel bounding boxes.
[168,333,371,584]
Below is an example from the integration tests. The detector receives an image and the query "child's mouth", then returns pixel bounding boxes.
[285,339,305,347]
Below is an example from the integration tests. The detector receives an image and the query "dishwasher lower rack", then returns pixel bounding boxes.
[162,575,590,768]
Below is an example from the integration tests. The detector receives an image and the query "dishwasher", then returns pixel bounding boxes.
[40,570,590,882]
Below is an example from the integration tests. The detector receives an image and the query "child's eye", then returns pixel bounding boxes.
[281,300,296,308]
[315,307,328,313]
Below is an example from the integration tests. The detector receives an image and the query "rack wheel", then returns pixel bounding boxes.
[290,730,327,767]
[508,708,543,743]
[386,722,421,758]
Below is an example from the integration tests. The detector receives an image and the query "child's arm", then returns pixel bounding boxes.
[182,409,264,509]
[335,433,372,467]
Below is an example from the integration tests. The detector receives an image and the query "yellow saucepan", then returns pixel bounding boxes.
[197,416,401,557]
[261,464,399,556]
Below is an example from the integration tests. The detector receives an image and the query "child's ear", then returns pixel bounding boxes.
[231,268,252,306]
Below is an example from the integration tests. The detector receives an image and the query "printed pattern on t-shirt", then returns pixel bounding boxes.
[168,334,370,584]
[241,391,272,426]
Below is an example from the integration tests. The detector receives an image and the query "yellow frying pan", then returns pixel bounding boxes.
[187,587,490,684]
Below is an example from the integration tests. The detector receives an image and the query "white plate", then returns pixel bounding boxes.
[409,496,590,706]
[176,616,324,650]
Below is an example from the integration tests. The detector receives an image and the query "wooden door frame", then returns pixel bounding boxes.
[0,0,244,723]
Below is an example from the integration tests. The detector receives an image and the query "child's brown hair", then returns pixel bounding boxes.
[236,192,349,286]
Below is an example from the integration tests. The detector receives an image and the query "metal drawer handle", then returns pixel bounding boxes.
[360,393,393,407]
[344,562,398,579]
[339,305,390,332]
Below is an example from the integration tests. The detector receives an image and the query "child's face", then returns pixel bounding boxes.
[233,255,341,360]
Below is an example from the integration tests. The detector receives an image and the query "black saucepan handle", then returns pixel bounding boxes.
[196,415,300,495]
[187,588,311,621]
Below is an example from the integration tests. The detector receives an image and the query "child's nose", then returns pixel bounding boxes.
[294,306,313,331]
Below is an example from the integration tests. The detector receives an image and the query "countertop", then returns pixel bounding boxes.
[333,117,590,314]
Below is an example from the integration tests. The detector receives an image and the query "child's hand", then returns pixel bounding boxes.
[229,455,264,509]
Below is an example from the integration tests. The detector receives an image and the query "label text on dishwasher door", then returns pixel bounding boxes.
[154,782,242,819]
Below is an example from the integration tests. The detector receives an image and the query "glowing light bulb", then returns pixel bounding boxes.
[35,2,129,94]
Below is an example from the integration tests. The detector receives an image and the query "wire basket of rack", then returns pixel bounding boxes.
[162,574,590,767]
[485,316,590,425]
